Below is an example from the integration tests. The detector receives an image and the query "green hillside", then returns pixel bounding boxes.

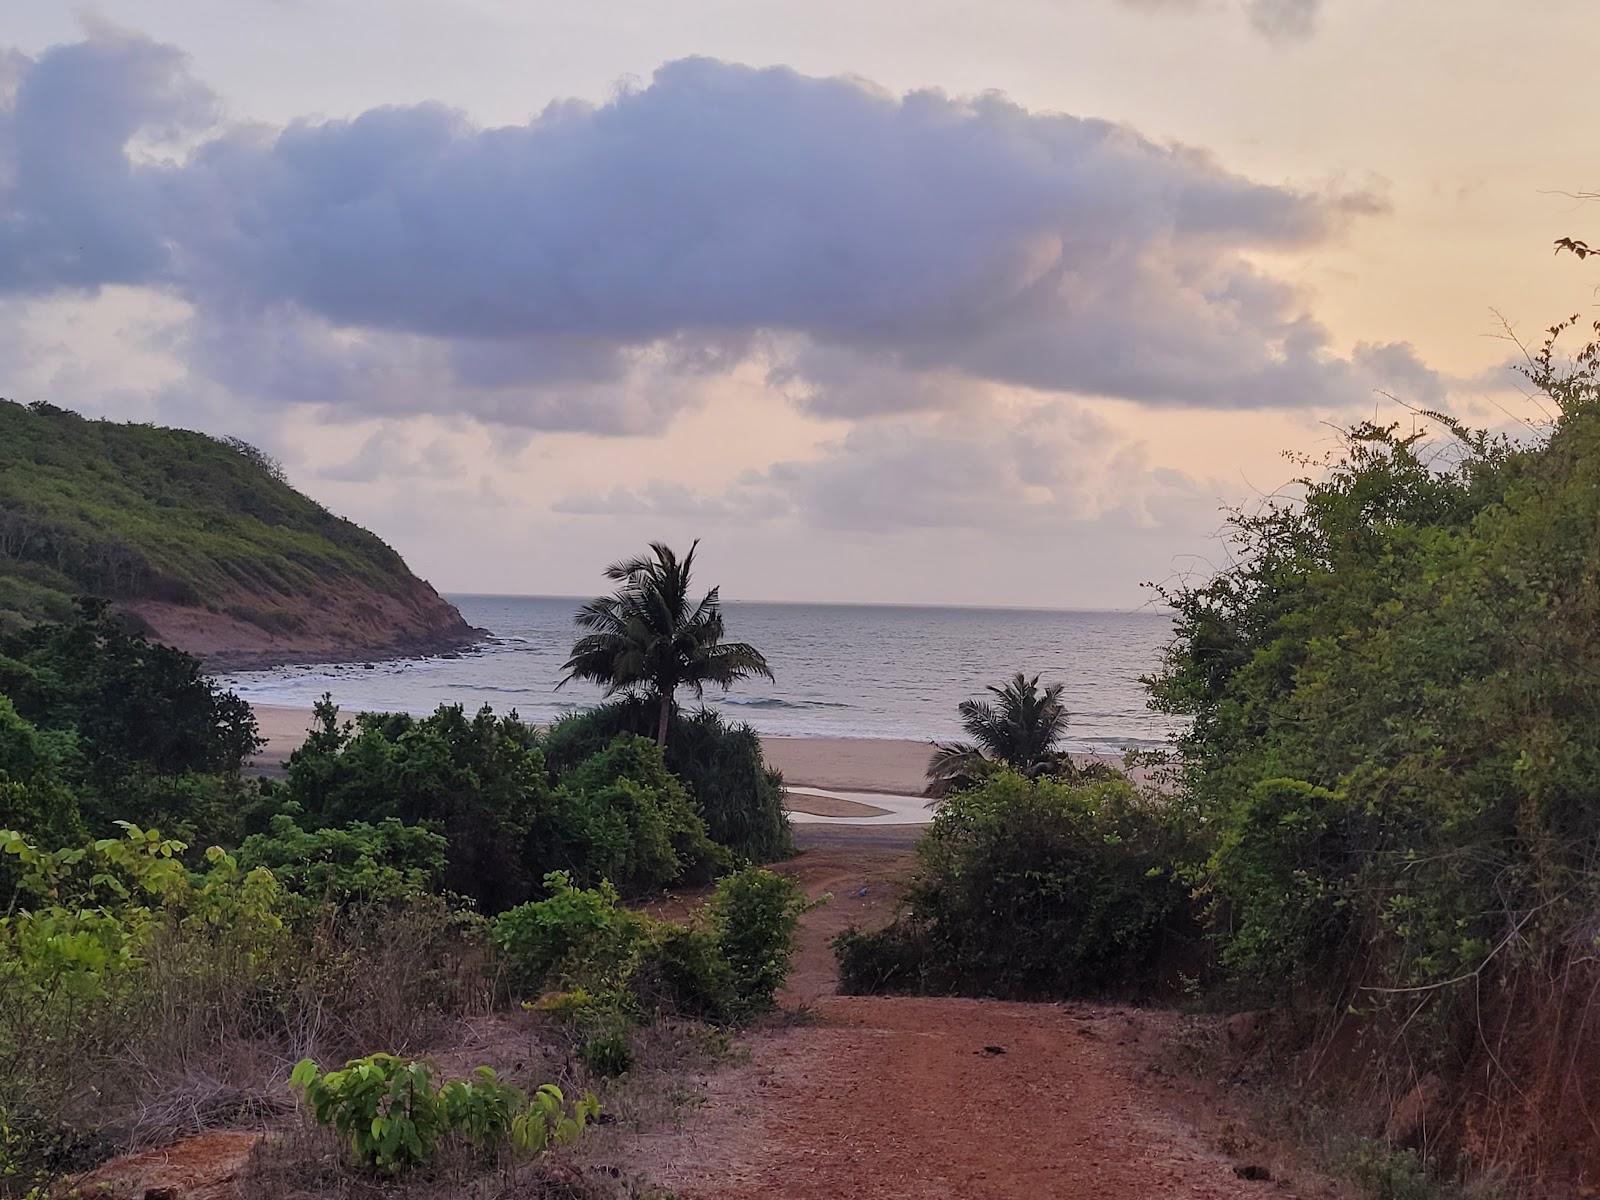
[0,399,473,661]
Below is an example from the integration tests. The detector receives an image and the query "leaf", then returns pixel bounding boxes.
[289,1058,320,1090]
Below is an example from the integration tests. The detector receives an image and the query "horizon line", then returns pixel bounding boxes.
[442,591,1172,617]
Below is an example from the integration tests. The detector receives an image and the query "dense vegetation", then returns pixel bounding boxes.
[1142,319,1600,1177]
[0,607,799,1196]
[841,318,1600,1185]
[0,398,467,656]
[0,602,260,845]
[544,697,794,862]
[839,770,1195,998]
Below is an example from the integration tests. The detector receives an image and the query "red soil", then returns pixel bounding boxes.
[65,1129,264,1199]
[651,996,1333,1200]
[625,841,1345,1200]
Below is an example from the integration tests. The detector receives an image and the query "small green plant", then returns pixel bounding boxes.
[290,1054,451,1172]
[289,1053,597,1174]
[1342,1138,1438,1200]
[579,1031,634,1078]
[709,867,809,1013]
[511,1083,600,1156]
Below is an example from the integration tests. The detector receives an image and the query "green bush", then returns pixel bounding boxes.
[543,701,793,863]
[0,604,261,846]
[492,870,803,1026]
[287,698,550,913]
[1204,778,1369,987]
[669,709,793,862]
[834,771,1198,999]
[833,922,929,996]
[710,867,808,1013]
[1147,330,1600,1009]
[236,813,448,905]
[549,734,723,895]
[1342,1139,1438,1200]
[578,1030,634,1078]
[630,923,738,1021]
[0,697,83,852]
[0,824,297,1186]
[0,600,261,789]
[491,872,644,998]
[288,704,727,911]
[289,1053,597,1173]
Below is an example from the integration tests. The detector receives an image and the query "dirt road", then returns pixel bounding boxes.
[631,834,1339,1200]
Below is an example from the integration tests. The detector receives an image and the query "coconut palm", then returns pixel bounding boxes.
[559,541,773,748]
[924,672,1070,800]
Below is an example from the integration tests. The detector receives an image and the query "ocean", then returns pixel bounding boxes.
[220,595,1182,750]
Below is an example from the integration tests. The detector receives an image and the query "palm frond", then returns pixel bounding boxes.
[562,541,769,744]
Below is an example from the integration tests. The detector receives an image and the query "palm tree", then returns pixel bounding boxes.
[924,672,1070,800]
[559,541,773,748]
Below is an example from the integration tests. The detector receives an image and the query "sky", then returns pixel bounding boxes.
[3,1,1596,608]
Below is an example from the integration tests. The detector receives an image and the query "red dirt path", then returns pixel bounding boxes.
[658,997,1315,1199]
[626,838,1344,1199]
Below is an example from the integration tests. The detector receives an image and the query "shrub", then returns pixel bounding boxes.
[286,698,550,913]
[835,771,1198,1000]
[491,872,643,998]
[629,923,738,1021]
[833,922,929,996]
[544,701,793,863]
[668,709,793,862]
[236,813,447,905]
[288,704,730,911]
[1204,778,1369,987]
[579,1031,634,1078]
[549,734,723,895]
[0,825,292,1186]
[1342,1139,1438,1200]
[0,600,261,789]
[710,867,808,1013]
[492,871,804,1026]
[289,1053,597,1173]
[0,697,83,853]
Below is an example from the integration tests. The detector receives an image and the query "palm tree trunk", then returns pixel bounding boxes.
[655,692,672,748]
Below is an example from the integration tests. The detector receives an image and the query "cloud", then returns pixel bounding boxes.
[557,400,1218,535]
[0,28,214,293]
[0,29,1398,431]
[1243,0,1321,42]
[1114,0,1323,43]
[317,427,465,483]
[555,479,791,521]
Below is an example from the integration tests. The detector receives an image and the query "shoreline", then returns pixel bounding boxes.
[199,626,488,673]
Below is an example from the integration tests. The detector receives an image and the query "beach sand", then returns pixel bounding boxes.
[250,703,934,794]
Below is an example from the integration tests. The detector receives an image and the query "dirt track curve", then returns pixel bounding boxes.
[631,833,1338,1200]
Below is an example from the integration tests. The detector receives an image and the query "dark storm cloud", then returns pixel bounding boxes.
[0,29,213,293]
[1,28,1400,428]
